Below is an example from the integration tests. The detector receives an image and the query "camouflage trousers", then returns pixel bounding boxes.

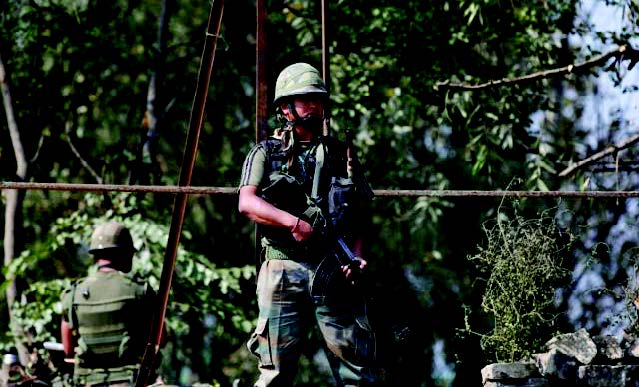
[247,258,380,387]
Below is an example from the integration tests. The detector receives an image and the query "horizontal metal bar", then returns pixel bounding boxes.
[2,181,639,198]
[375,189,639,198]
[0,181,236,194]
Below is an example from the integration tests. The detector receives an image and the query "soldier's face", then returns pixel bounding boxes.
[287,94,324,120]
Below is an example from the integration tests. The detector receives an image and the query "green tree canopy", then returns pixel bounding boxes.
[2,0,638,385]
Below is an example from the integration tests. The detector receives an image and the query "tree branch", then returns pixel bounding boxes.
[434,44,638,91]
[558,133,639,177]
[64,121,103,184]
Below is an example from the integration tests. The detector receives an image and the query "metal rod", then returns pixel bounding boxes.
[321,0,330,136]
[372,189,639,198]
[256,0,268,143]
[0,182,235,194]
[135,1,224,386]
[2,182,639,199]
[254,0,269,282]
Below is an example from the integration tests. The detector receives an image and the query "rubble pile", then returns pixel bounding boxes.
[481,328,639,386]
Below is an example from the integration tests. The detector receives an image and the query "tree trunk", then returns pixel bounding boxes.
[133,0,173,186]
[1,50,30,365]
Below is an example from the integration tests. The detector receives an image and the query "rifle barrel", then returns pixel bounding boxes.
[336,236,357,262]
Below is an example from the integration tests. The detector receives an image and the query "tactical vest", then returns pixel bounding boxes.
[65,271,150,385]
[259,136,368,246]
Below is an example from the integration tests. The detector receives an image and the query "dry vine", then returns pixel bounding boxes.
[467,206,574,362]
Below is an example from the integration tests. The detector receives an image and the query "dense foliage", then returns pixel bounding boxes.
[2,0,638,386]
[468,205,574,362]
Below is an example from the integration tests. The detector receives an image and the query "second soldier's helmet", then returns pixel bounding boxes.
[273,63,327,106]
[88,221,135,254]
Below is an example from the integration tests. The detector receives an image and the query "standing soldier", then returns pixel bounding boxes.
[238,62,381,386]
[60,221,161,386]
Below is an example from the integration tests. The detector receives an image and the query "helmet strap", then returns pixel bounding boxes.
[286,102,300,124]
[285,102,324,134]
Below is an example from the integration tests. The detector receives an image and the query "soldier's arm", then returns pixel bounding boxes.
[61,320,74,359]
[238,145,296,228]
[238,185,312,242]
[238,185,297,226]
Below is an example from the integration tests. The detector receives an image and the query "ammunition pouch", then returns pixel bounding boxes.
[260,171,333,243]
[328,176,357,234]
[260,172,309,215]
[259,172,311,244]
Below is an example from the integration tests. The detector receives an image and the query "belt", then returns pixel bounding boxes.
[263,244,325,262]
[264,245,301,260]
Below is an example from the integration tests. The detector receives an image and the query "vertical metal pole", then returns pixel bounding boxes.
[135,1,224,386]
[256,0,268,143]
[254,0,269,281]
[321,0,331,136]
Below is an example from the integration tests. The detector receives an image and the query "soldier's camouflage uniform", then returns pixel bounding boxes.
[240,63,380,386]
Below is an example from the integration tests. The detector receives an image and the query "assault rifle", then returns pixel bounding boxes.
[309,205,363,274]
[305,212,364,298]
[334,129,371,268]
[345,129,356,178]
[344,129,374,201]
[310,129,371,282]
[329,227,364,280]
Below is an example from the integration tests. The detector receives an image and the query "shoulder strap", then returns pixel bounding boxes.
[68,283,79,328]
[312,142,325,200]
[263,138,289,173]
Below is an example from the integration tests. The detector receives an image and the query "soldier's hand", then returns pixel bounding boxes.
[290,217,313,242]
[342,257,366,284]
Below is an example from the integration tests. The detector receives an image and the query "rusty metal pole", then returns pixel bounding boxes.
[256,0,268,144]
[253,0,269,282]
[135,1,224,386]
[321,0,331,136]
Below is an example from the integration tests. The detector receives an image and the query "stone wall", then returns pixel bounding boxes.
[481,328,639,386]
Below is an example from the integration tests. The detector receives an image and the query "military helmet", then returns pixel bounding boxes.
[273,62,327,105]
[88,221,134,254]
